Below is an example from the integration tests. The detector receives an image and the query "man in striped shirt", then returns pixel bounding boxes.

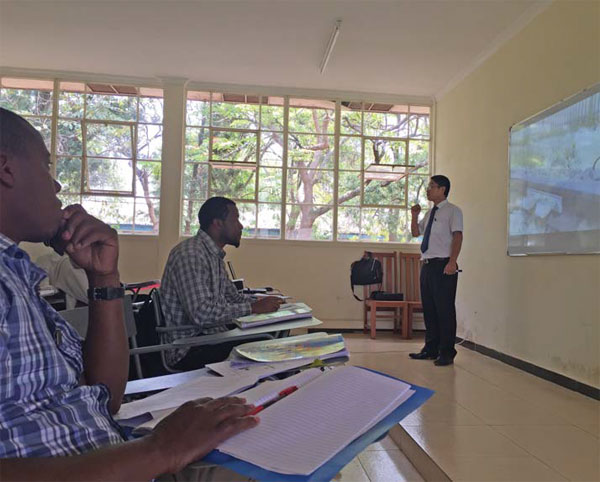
[0,108,258,480]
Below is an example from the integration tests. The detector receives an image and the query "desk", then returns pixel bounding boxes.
[171,316,322,347]
[125,368,212,395]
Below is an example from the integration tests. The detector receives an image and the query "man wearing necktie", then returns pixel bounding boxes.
[409,175,463,366]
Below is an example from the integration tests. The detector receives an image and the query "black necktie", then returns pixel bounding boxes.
[420,206,438,253]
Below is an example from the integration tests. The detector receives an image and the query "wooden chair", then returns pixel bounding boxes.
[363,251,402,339]
[397,252,423,339]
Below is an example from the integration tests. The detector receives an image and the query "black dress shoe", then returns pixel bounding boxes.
[409,352,437,360]
[434,357,454,366]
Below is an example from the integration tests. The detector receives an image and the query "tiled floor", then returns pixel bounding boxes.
[342,333,599,482]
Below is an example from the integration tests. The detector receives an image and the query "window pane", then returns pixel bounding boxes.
[137,123,163,160]
[337,207,361,241]
[288,134,334,169]
[181,199,202,236]
[27,116,52,148]
[261,104,284,131]
[56,157,82,193]
[183,163,209,200]
[185,127,209,162]
[86,123,133,158]
[408,114,430,139]
[87,158,133,192]
[57,193,81,209]
[360,208,410,242]
[211,130,257,163]
[260,131,284,166]
[81,195,134,230]
[287,168,333,205]
[363,171,406,206]
[86,94,137,121]
[59,91,84,118]
[258,167,282,203]
[210,165,256,200]
[340,106,362,135]
[237,202,257,237]
[139,97,163,124]
[407,175,429,207]
[285,205,332,240]
[57,120,83,155]
[134,197,159,234]
[186,97,210,126]
[211,96,259,129]
[289,100,335,134]
[135,161,161,197]
[257,204,281,239]
[0,88,53,116]
[339,136,361,170]
[338,171,361,206]
[364,138,406,166]
[364,111,408,138]
[408,140,430,173]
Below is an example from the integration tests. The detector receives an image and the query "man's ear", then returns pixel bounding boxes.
[0,152,17,188]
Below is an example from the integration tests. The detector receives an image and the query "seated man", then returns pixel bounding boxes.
[0,108,258,480]
[161,196,283,370]
[36,248,89,308]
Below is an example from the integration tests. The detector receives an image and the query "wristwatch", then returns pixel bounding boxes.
[87,285,125,301]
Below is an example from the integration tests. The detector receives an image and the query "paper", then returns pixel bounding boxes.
[234,332,346,362]
[218,366,413,475]
[235,302,312,328]
[205,358,313,379]
[238,368,324,406]
[116,375,257,421]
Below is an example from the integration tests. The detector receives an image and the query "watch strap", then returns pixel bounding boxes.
[87,285,125,301]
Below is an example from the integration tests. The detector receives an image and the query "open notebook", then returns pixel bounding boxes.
[217,365,414,475]
[234,302,312,328]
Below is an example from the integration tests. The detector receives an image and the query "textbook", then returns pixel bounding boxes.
[215,365,416,476]
[233,332,347,363]
[234,302,312,329]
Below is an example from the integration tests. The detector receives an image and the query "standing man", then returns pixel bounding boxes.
[161,196,283,370]
[409,175,463,366]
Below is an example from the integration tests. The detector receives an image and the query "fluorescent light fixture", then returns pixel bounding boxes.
[319,19,342,74]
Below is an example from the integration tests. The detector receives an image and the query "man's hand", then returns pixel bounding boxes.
[149,397,258,474]
[251,296,284,314]
[410,204,421,216]
[50,205,119,283]
[444,259,458,275]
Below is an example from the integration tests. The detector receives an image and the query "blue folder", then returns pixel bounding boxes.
[203,368,434,482]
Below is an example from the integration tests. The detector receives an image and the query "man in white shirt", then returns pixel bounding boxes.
[409,175,463,366]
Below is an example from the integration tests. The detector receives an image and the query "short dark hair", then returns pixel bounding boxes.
[198,197,236,231]
[0,107,40,160]
[431,175,451,197]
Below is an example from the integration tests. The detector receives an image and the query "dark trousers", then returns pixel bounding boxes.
[420,258,458,359]
[173,340,242,371]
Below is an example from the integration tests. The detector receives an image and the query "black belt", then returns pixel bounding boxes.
[422,257,449,264]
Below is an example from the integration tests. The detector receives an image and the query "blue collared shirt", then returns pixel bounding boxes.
[0,234,123,458]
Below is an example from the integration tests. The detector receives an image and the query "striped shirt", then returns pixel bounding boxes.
[0,234,123,458]
[161,230,253,366]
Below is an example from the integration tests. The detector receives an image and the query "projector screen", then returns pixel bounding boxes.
[508,84,600,255]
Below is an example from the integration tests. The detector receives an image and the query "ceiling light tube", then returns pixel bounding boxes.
[319,19,342,74]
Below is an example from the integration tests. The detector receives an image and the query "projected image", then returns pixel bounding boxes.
[508,86,600,254]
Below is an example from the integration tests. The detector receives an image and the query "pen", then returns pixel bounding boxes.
[248,385,298,415]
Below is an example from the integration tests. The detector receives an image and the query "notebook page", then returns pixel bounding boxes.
[116,375,258,421]
[239,368,323,406]
[205,358,311,379]
[218,366,411,475]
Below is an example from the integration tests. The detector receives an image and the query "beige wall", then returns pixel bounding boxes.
[435,0,600,387]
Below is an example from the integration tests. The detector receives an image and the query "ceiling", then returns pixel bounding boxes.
[0,0,549,99]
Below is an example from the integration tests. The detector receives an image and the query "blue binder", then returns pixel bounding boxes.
[203,368,434,482]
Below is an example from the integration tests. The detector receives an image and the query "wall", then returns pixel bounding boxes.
[435,0,600,387]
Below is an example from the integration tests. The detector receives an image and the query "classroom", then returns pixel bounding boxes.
[0,1,598,481]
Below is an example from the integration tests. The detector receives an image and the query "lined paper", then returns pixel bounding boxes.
[239,368,323,406]
[218,366,413,475]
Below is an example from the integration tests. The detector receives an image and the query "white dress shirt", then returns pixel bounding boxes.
[418,199,463,259]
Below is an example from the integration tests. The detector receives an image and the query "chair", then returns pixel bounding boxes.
[362,251,403,339]
[398,252,423,339]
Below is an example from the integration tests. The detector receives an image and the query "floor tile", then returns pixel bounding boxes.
[436,455,567,481]
[364,434,399,451]
[494,425,600,481]
[358,449,424,481]
[400,397,484,426]
[332,456,370,482]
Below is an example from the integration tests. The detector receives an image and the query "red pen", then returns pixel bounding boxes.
[248,385,298,415]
